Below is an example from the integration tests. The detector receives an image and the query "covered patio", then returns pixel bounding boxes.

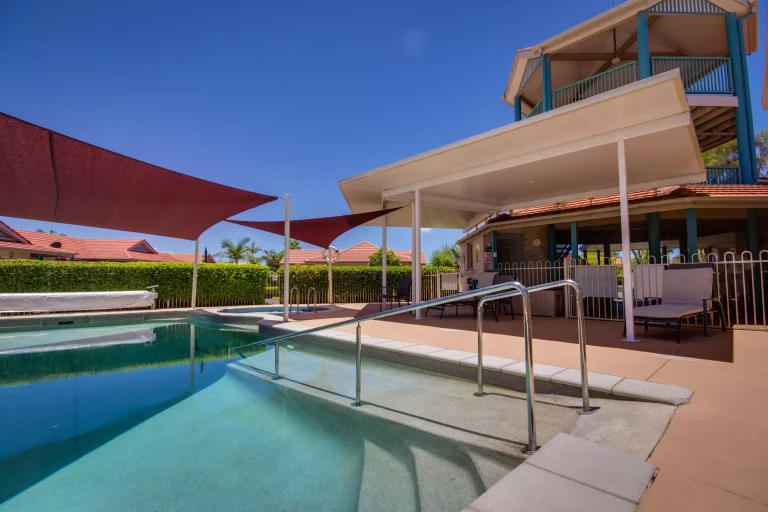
[339,71,705,341]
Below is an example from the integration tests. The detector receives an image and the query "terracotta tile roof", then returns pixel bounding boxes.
[281,241,426,265]
[157,252,217,263]
[485,184,768,225]
[0,240,77,257]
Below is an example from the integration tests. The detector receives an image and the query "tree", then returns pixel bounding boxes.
[216,237,252,264]
[290,239,301,249]
[36,228,66,236]
[369,248,401,266]
[260,249,284,270]
[429,244,461,267]
[245,242,263,264]
[702,129,768,179]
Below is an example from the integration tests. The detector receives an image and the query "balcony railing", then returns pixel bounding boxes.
[703,165,741,184]
[552,62,638,109]
[651,57,733,95]
[528,99,543,118]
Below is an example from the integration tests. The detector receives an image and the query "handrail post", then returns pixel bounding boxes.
[574,287,592,414]
[521,289,536,454]
[474,307,485,396]
[273,340,280,380]
[353,323,362,406]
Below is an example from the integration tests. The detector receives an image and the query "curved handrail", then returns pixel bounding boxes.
[475,280,590,419]
[289,287,300,314]
[307,287,317,313]
[475,282,536,453]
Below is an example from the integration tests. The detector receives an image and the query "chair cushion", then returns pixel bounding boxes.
[633,303,704,319]
[662,267,713,304]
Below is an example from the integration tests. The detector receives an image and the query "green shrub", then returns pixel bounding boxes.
[0,260,269,306]
[278,264,454,303]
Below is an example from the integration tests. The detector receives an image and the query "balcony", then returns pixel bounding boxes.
[529,56,734,118]
[702,165,740,184]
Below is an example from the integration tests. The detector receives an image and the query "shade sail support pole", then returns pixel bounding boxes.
[381,199,388,311]
[191,238,199,308]
[414,189,422,320]
[283,194,291,322]
[618,139,638,342]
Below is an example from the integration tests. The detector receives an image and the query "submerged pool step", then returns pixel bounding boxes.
[261,322,693,406]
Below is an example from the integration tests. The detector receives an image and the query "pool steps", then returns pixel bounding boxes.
[261,321,693,406]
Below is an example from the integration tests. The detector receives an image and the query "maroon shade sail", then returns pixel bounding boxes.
[0,112,278,240]
[228,207,403,249]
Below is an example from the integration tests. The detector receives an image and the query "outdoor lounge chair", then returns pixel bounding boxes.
[626,264,726,343]
[426,273,515,321]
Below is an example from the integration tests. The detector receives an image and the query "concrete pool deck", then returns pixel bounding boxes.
[256,303,768,512]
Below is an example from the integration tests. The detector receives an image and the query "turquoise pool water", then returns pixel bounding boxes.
[0,320,510,511]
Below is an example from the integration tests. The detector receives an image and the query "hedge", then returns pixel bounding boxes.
[278,265,455,303]
[0,260,269,306]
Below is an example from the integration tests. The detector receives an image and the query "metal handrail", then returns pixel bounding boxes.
[289,286,300,314]
[307,287,317,312]
[228,280,582,455]
[474,280,591,424]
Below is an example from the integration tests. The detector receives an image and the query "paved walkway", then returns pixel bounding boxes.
[286,304,768,511]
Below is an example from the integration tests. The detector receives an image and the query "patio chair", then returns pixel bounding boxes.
[626,263,726,343]
[382,275,412,309]
[426,273,515,321]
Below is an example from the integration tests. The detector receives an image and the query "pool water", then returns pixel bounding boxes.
[0,320,511,511]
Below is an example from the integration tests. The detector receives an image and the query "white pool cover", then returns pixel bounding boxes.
[0,290,157,313]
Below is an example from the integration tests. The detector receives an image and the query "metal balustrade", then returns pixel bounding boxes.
[652,56,733,94]
[704,166,741,184]
[552,62,637,109]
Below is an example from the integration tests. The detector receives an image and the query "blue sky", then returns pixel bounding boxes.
[1,0,766,259]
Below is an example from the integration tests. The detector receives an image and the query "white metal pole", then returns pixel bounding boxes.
[381,200,387,311]
[414,189,422,320]
[618,139,638,342]
[191,238,199,308]
[327,250,333,305]
[283,194,291,322]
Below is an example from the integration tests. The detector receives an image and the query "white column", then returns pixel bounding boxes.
[381,200,387,310]
[414,189,422,319]
[283,194,291,322]
[327,253,333,305]
[191,238,199,308]
[618,139,638,342]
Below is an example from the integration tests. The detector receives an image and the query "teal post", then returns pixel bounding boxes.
[547,224,556,262]
[647,212,661,262]
[542,54,552,111]
[514,96,522,122]
[726,14,753,184]
[637,11,651,79]
[570,221,579,260]
[686,208,698,261]
[738,19,758,183]
[491,230,498,270]
[602,243,611,264]
[746,208,759,256]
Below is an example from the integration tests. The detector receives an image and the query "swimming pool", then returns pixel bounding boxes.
[0,319,518,511]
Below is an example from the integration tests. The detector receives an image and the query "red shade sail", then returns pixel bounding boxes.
[0,112,278,240]
[228,207,402,248]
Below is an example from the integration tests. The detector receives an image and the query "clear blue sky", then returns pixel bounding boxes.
[1,0,766,259]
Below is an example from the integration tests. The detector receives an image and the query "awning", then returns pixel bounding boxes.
[339,71,705,231]
[0,112,278,240]
[227,207,402,248]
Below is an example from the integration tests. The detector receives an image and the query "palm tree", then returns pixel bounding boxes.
[245,242,263,264]
[217,237,252,264]
[290,239,301,249]
[260,249,284,270]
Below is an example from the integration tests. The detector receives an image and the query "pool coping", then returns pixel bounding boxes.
[256,320,693,406]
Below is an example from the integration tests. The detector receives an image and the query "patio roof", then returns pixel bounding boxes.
[227,207,402,249]
[339,71,705,231]
[0,112,278,240]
